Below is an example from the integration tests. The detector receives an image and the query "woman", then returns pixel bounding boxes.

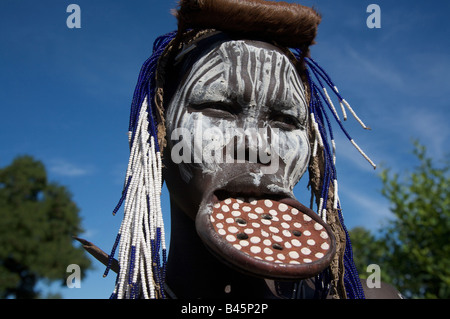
[86,0,396,299]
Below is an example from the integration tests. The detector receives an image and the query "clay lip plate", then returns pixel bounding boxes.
[196,191,336,280]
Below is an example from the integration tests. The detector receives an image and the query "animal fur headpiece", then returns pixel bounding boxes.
[98,0,376,300]
[175,0,320,56]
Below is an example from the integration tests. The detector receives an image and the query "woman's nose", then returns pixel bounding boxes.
[224,127,273,166]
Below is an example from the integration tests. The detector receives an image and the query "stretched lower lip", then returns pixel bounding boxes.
[195,189,336,280]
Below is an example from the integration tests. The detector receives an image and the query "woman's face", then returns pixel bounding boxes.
[163,38,310,219]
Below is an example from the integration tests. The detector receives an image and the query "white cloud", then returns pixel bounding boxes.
[48,159,92,177]
[339,185,393,231]
[344,46,405,91]
[402,108,449,158]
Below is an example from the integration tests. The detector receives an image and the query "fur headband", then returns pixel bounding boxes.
[174,0,321,53]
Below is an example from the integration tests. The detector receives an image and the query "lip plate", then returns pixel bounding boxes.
[195,191,336,280]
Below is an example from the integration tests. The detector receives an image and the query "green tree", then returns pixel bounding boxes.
[348,227,392,284]
[0,156,92,298]
[379,142,450,298]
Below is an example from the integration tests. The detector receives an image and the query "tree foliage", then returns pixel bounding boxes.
[0,156,92,298]
[380,142,449,298]
[350,142,449,299]
[348,227,392,283]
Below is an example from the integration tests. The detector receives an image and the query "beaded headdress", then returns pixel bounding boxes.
[104,0,376,299]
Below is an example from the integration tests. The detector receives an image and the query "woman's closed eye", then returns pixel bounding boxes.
[270,112,303,130]
[188,102,239,119]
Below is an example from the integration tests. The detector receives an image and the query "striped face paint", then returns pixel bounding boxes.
[166,38,309,197]
[163,37,337,281]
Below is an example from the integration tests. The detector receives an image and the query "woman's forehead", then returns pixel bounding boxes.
[180,39,307,115]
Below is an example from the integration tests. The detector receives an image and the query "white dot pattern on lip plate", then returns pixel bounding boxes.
[210,197,332,265]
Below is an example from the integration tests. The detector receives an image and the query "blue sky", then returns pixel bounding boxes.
[1,0,449,299]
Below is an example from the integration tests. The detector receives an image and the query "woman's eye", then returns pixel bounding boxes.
[188,103,237,119]
[271,114,301,130]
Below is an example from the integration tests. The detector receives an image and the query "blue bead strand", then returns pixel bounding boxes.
[112,175,132,216]
[103,233,121,278]
[300,51,366,299]
[128,246,137,286]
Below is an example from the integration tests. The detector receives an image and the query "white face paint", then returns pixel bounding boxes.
[166,39,309,195]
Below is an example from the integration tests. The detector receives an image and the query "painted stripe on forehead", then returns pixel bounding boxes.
[243,44,257,103]
[267,50,281,107]
[257,48,270,103]
[290,72,307,106]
